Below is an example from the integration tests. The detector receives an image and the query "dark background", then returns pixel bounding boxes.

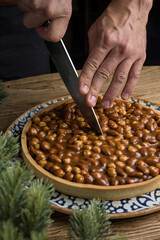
[0,0,159,80]
[145,0,160,65]
[63,0,160,70]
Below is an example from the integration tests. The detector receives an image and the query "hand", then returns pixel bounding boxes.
[17,0,72,42]
[79,0,153,108]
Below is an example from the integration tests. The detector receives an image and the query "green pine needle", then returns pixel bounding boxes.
[69,199,111,240]
[110,233,126,240]
[0,81,8,107]
[0,162,34,224]
[0,220,24,240]
[0,132,20,172]
[0,132,55,239]
[20,179,54,237]
[30,230,48,240]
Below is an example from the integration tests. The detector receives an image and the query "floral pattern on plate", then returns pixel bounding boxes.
[6,96,160,218]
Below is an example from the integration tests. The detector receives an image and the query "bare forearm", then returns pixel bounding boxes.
[110,0,153,23]
[111,0,153,10]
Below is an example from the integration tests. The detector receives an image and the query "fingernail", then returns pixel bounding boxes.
[122,93,129,100]
[101,100,113,109]
[80,84,89,94]
[88,95,97,106]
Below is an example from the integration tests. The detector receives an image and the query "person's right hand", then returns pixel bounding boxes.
[79,0,153,109]
[17,0,72,42]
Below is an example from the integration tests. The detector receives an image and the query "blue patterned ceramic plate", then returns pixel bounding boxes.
[6,96,160,219]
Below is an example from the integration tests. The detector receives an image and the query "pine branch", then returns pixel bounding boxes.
[0,162,34,224]
[20,179,54,238]
[0,132,54,239]
[0,163,54,240]
[0,220,49,240]
[69,199,112,240]
[0,81,8,107]
[0,220,24,240]
[111,234,126,240]
[0,132,19,172]
[30,231,48,240]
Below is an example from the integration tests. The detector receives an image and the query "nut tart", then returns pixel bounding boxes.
[21,97,160,200]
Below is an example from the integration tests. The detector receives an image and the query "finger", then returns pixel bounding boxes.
[85,50,121,107]
[18,0,72,29]
[121,59,144,100]
[17,0,46,28]
[79,46,111,95]
[22,11,45,28]
[101,59,133,108]
[36,17,70,41]
[17,0,44,12]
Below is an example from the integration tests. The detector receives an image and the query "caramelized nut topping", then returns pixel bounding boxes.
[27,97,160,186]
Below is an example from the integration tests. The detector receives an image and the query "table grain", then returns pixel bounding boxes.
[1,66,160,239]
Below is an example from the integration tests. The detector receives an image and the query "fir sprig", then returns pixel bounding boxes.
[0,132,19,172]
[0,133,54,240]
[0,220,24,240]
[20,179,54,237]
[0,162,34,224]
[0,163,54,239]
[30,231,48,240]
[69,199,112,240]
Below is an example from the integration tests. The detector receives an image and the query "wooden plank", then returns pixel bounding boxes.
[1,66,160,132]
[47,210,160,240]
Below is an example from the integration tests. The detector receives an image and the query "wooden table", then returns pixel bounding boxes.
[1,66,160,239]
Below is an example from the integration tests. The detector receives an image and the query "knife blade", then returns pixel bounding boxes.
[45,39,103,135]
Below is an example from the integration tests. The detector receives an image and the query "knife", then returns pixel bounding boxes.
[45,39,103,135]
